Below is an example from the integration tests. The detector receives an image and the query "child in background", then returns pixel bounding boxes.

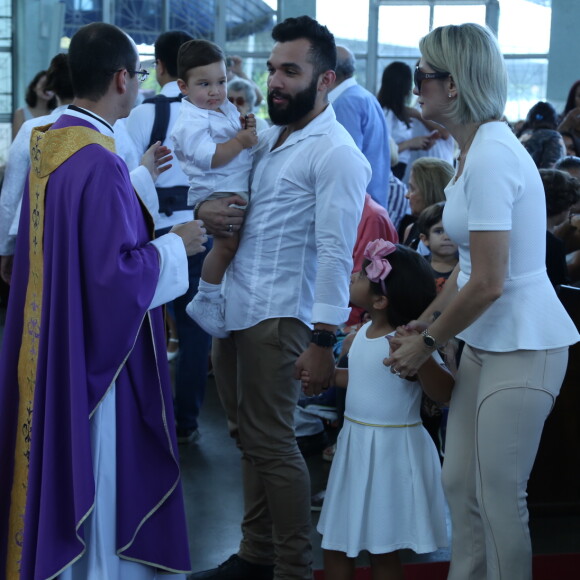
[417,202,458,293]
[171,39,258,338]
[302,240,452,580]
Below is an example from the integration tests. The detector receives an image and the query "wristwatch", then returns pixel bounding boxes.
[311,329,338,348]
[421,329,439,349]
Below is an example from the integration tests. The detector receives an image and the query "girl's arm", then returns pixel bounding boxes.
[299,367,349,394]
[417,355,454,404]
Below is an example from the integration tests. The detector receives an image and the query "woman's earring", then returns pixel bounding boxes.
[448,93,452,98]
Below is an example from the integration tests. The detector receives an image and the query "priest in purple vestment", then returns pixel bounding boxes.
[0,23,207,580]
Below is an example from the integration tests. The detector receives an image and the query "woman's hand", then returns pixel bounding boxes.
[384,330,432,379]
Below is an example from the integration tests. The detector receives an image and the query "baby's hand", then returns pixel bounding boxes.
[300,370,312,395]
[244,113,257,130]
[236,126,258,149]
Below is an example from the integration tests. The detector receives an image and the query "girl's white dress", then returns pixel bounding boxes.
[317,322,448,556]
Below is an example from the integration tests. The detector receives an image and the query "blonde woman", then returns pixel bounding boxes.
[386,23,579,580]
[402,156,454,250]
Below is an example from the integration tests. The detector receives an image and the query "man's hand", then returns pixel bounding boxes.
[197,196,247,237]
[170,220,208,256]
[1,255,13,285]
[294,343,336,396]
[141,141,173,182]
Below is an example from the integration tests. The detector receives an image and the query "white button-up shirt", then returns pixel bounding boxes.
[224,104,371,331]
[0,107,154,255]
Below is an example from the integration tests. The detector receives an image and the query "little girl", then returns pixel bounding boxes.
[171,39,258,338]
[302,239,453,580]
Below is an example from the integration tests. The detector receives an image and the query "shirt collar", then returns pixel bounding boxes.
[328,77,357,104]
[66,105,115,136]
[161,80,181,97]
[266,103,337,152]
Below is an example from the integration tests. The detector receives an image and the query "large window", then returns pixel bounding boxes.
[318,0,552,123]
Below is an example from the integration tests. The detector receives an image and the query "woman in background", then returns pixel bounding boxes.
[12,70,57,139]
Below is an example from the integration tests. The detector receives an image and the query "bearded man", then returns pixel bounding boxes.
[191,15,371,580]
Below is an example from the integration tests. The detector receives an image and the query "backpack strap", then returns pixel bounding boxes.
[142,94,183,149]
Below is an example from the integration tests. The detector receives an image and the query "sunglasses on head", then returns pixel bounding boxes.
[414,66,450,93]
[228,96,246,106]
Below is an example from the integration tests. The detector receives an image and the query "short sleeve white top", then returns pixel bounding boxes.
[170,97,253,205]
[443,121,579,351]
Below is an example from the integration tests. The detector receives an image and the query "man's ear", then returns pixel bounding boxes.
[177,78,189,95]
[318,69,336,93]
[372,294,388,311]
[419,233,430,247]
[115,69,128,95]
[156,59,167,78]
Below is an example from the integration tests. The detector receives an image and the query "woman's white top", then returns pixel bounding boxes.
[443,121,579,351]
[384,108,412,165]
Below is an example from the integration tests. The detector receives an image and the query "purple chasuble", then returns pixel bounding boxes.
[0,115,190,579]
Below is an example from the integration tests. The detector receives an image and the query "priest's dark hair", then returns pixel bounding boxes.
[271,15,336,77]
[155,30,194,79]
[69,22,138,101]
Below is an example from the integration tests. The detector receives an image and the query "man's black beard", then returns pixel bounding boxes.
[267,76,318,126]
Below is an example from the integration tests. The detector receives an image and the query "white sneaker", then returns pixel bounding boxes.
[186,293,230,338]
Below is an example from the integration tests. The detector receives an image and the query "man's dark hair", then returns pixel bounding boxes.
[177,39,225,82]
[69,22,137,101]
[540,168,580,217]
[271,15,336,77]
[155,30,194,78]
[417,202,446,237]
[44,54,74,102]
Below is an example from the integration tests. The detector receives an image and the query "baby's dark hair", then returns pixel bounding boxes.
[539,168,580,217]
[417,201,446,237]
[363,244,436,328]
[177,39,225,82]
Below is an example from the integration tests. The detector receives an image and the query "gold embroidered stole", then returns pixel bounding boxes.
[7,124,115,579]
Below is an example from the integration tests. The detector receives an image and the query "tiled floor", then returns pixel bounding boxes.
[1,301,578,575]
[179,371,580,574]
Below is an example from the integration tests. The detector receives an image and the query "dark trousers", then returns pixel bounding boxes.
[157,227,212,431]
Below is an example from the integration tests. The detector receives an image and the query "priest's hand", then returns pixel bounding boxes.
[141,141,173,182]
[196,197,247,237]
[171,220,208,256]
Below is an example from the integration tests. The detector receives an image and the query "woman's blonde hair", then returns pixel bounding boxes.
[410,157,455,207]
[419,23,507,124]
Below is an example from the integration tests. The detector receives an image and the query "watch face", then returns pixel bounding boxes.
[423,333,436,348]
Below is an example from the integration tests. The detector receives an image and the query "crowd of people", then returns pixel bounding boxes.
[0,13,578,580]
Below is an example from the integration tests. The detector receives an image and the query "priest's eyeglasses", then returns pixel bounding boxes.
[112,68,150,83]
